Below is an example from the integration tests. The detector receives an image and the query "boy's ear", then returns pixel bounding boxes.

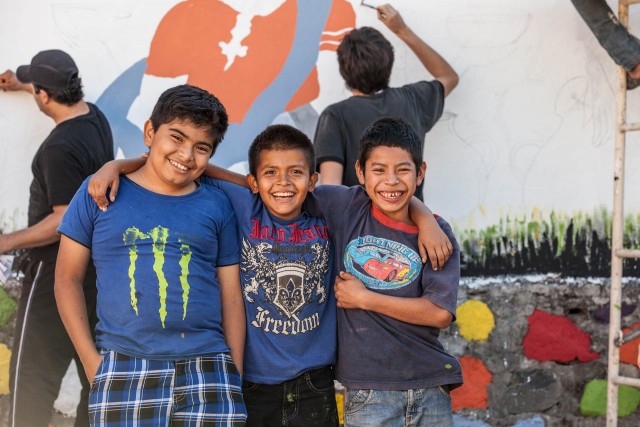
[246,174,259,194]
[308,171,319,192]
[143,120,155,150]
[417,161,427,186]
[355,160,366,185]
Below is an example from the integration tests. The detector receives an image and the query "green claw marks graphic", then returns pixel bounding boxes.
[179,242,192,320]
[123,226,192,328]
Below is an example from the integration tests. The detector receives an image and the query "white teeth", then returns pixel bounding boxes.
[273,192,294,197]
[380,191,402,198]
[170,159,188,171]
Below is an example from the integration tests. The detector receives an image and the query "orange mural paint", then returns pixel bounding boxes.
[450,355,492,411]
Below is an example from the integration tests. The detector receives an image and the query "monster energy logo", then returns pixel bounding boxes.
[123,226,192,328]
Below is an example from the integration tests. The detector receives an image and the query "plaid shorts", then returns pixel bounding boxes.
[89,350,246,426]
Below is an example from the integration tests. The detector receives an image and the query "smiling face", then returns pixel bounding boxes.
[247,148,318,220]
[356,146,426,224]
[135,119,214,195]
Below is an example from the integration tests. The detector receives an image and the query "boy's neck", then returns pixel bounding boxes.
[371,204,418,233]
[126,167,198,196]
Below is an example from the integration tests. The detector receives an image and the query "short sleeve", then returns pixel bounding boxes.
[214,194,241,267]
[421,218,460,319]
[411,81,445,133]
[313,109,346,169]
[57,178,100,248]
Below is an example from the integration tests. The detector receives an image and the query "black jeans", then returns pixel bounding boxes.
[243,366,339,427]
[9,258,97,427]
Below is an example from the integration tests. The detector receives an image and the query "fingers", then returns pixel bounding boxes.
[109,179,120,202]
[427,246,439,271]
[418,242,428,265]
[88,182,109,211]
[339,270,355,280]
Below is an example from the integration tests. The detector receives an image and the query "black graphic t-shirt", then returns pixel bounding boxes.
[306,185,463,391]
[202,178,337,384]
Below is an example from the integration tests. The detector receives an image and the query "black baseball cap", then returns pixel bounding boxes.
[16,49,78,90]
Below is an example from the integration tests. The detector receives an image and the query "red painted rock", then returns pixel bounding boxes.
[451,356,492,411]
[620,322,640,367]
[523,309,599,363]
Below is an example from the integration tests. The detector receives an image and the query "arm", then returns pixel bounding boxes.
[0,205,66,253]
[54,235,102,383]
[203,163,248,188]
[377,4,458,96]
[318,161,344,185]
[0,70,33,93]
[409,198,452,270]
[218,264,245,375]
[88,158,146,210]
[334,271,453,328]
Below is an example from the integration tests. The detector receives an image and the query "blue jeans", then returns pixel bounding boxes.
[571,0,640,71]
[344,387,453,427]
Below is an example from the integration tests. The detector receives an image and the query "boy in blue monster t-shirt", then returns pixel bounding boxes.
[88,124,453,427]
[55,85,247,425]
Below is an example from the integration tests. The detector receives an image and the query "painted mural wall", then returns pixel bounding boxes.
[2,0,640,274]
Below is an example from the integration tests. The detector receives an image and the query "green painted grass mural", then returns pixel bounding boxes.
[456,208,640,277]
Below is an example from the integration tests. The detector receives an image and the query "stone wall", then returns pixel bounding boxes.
[447,275,640,427]
[1,275,640,426]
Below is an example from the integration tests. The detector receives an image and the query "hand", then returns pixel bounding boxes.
[377,4,407,34]
[418,221,453,271]
[83,351,104,384]
[334,271,371,309]
[0,70,31,92]
[88,161,123,211]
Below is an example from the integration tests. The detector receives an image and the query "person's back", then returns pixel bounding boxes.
[0,49,113,427]
[307,117,462,426]
[314,4,458,200]
[55,85,247,425]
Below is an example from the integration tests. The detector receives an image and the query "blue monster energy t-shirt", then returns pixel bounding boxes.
[58,176,240,360]
[305,185,463,391]
[201,177,336,384]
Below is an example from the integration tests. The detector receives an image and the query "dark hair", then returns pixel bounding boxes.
[34,75,84,106]
[359,117,423,174]
[150,84,228,155]
[248,124,316,176]
[337,27,394,95]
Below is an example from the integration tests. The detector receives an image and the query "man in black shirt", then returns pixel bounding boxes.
[0,50,114,427]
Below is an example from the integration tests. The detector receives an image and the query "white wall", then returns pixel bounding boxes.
[1,0,639,233]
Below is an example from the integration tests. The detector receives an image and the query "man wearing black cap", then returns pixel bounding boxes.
[0,50,113,427]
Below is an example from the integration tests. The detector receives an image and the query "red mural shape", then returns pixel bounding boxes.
[146,0,355,123]
[450,355,492,411]
[620,321,640,367]
[523,309,599,363]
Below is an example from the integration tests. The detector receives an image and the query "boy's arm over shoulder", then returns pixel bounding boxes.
[89,158,146,211]
[409,197,453,269]
[421,217,460,320]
